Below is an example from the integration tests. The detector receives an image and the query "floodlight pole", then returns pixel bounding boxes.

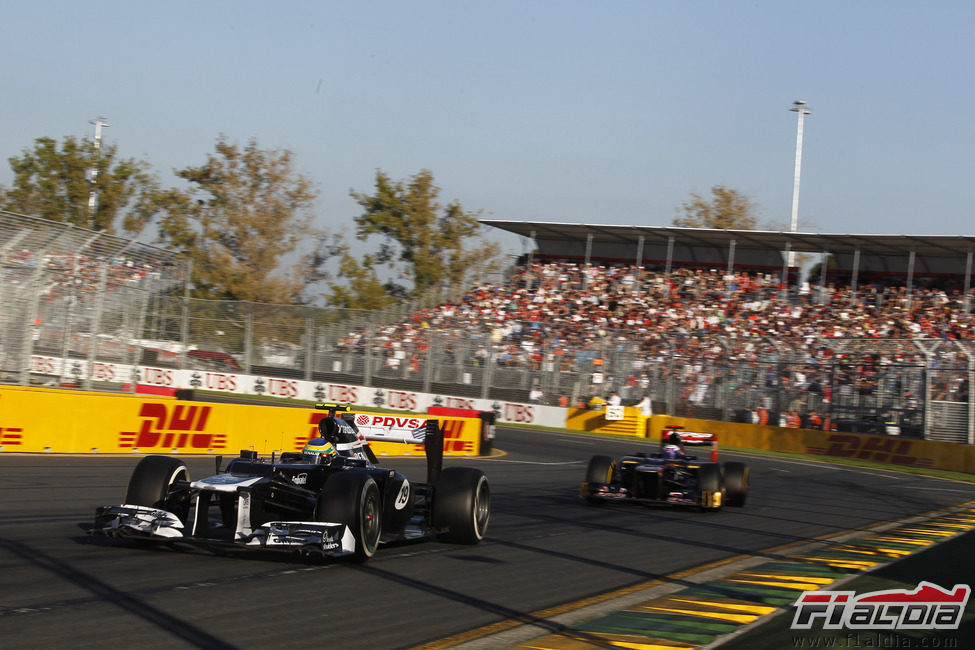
[88,116,109,230]
[788,100,811,268]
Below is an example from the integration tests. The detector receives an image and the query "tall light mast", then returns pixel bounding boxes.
[788,100,811,268]
[88,116,109,230]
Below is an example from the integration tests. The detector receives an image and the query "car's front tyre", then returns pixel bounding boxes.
[697,463,725,511]
[583,455,614,504]
[316,471,382,562]
[125,455,190,522]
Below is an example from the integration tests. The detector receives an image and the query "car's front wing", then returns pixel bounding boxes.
[582,485,721,508]
[92,504,357,557]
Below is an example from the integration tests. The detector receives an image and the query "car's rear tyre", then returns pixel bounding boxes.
[126,455,189,506]
[584,455,614,505]
[723,462,749,507]
[316,471,382,562]
[434,467,490,544]
[697,463,724,511]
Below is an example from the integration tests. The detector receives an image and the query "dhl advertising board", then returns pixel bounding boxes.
[560,406,975,474]
[653,415,975,475]
[0,387,484,456]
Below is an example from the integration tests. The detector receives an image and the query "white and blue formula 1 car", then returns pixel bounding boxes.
[93,404,490,562]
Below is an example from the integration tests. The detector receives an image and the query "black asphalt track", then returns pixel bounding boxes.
[2,427,974,649]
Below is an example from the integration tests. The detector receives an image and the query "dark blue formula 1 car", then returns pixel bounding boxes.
[581,426,748,511]
[93,404,490,562]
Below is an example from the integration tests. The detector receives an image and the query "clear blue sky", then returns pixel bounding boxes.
[3,1,974,258]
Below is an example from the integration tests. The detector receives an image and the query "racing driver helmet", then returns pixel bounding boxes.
[662,444,682,459]
[302,438,338,464]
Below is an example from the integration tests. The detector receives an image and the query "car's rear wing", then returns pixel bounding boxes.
[659,425,719,462]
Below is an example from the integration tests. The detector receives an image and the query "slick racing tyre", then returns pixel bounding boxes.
[584,455,614,505]
[125,455,190,518]
[585,455,614,485]
[697,463,724,511]
[434,467,490,544]
[722,462,749,507]
[316,470,382,563]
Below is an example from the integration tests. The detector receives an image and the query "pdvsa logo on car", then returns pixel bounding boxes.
[792,582,970,630]
[356,415,426,430]
[353,415,429,443]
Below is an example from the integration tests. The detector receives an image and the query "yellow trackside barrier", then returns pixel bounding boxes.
[565,405,649,437]
[559,406,975,473]
[0,387,483,456]
[647,415,975,475]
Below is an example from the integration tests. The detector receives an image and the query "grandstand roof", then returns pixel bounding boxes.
[479,221,975,259]
[1,210,180,261]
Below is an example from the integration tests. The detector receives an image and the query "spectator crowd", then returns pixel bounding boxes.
[337,261,974,433]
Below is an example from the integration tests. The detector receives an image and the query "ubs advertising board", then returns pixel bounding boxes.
[28,355,569,428]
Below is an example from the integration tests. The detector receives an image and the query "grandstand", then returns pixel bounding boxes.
[483,221,975,306]
[3,209,974,445]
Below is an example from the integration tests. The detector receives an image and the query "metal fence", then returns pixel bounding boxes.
[2,210,973,444]
[0,210,187,384]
